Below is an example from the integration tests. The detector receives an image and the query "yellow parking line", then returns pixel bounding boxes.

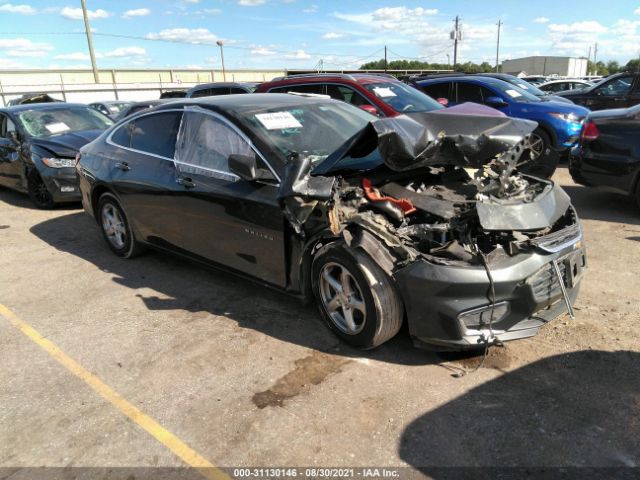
[0,303,229,480]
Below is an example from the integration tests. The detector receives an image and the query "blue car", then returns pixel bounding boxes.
[415,75,590,178]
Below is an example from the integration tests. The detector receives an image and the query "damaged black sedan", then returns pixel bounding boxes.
[77,94,585,351]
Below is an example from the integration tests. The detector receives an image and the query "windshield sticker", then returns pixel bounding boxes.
[44,122,70,134]
[255,112,302,130]
[372,87,397,98]
[505,89,523,98]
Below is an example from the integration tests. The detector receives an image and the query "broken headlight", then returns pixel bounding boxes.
[458,302,510,333]
[42,157,76,168]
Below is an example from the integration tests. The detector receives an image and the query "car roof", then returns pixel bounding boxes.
[156,92,335,112]
[190,82,258,89]
[264,73,397,86]
[0,102,88,113]
[541,79,589,84]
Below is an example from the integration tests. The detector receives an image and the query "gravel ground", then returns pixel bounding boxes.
[0,166,638,476]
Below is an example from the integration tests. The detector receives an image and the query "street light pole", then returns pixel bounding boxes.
[80,0,99,83]
[217,40,226,81]
[495,20,502,72]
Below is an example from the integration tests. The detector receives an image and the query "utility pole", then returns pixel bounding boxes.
[384,45,388,72]
[495,20,502,72]
[217,40,226,81]
[80,0,99,83]
[446,53,450,67]
[593,42,598,74]
[451,16,461,69]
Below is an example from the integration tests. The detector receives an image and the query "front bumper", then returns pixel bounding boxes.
[395,232,586,351]
[41,167,81,203]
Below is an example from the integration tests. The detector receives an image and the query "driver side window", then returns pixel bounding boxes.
[0,114,16,138]
[175,111,255,181]
[596,76,633,96]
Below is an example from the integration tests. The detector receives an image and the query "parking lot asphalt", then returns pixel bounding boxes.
[1,167,639,474]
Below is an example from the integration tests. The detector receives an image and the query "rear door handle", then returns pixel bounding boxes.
[115,161,130,171]
[177,176,196,188]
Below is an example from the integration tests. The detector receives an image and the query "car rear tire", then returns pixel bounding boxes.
[311,242,404,349]
[519,128,558,179]
[27,171,55,209]
[98,193,144,258]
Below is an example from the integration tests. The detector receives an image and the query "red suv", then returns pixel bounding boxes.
[255,73,443,117]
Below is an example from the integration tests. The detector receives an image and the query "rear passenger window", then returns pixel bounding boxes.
[229,87,248,94]
[112,111,182,158]
[421,82,450,101]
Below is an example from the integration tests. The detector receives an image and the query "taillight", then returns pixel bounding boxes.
[581,121,599,142]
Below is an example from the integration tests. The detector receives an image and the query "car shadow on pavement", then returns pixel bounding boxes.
[29,211,439,366]
[399,349,640,476]
[561,184,640,225]
[0,188,82,211]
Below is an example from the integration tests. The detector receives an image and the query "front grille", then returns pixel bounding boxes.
[530,222,581,253]
[528,261,566,305]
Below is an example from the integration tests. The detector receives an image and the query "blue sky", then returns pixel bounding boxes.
[0,0,639,70]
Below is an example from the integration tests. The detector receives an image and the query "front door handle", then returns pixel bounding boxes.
[177,176,196,188]
[115,161,130,171]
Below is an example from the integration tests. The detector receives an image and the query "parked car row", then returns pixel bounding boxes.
[2,69,637,353]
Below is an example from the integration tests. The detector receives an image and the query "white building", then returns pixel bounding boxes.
[501,56,588,77]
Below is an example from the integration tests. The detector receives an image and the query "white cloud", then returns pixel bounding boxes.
[60,6,111,20]
[285,49,311,59]
[203,8,221,14]
[0,37,53,57]
[0,3,36,14]
[303,4,318,13]
[183,0,199,3]
[146,28,219,44]
[250,45,277,55]
[635,7,640,14]
[123,8,150,19]
[322,32,343,40]
[335,7,439,36]
[533,17,550,24]
[103,46,147,58]
[547,21,608,55]
[238,0,265,5]
[54,51,91,61]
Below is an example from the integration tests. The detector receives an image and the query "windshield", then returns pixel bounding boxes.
[240,101,374,164]
[363,81,443,113]
[505,77,546,96]
[489,80,540,103]
[17,107,113,138]
[106,102,131,114]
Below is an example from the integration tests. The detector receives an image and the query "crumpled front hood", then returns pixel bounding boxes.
[314,111,538,174]
[29,130,102,158]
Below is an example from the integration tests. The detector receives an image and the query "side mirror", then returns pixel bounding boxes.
[486,96,508,108]
[436,97,449,107]
[358,105,379,116]
[228,153,274,182]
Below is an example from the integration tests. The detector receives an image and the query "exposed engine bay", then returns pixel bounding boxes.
[279,110,577,272]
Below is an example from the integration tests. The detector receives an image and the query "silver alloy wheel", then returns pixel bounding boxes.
[319,262,367,335]
[101,203,127,249]
[527,132,545,160]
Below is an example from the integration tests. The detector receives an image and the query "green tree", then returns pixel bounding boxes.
[623,59,640,72]
[606,60,620,74]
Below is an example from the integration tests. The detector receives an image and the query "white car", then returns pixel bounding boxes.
[538,79,593,94]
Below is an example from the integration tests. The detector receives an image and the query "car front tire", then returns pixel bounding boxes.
[97,193,144,258]
[312,242,404,349]
[519,128,558,179]
[27,171,55,209]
